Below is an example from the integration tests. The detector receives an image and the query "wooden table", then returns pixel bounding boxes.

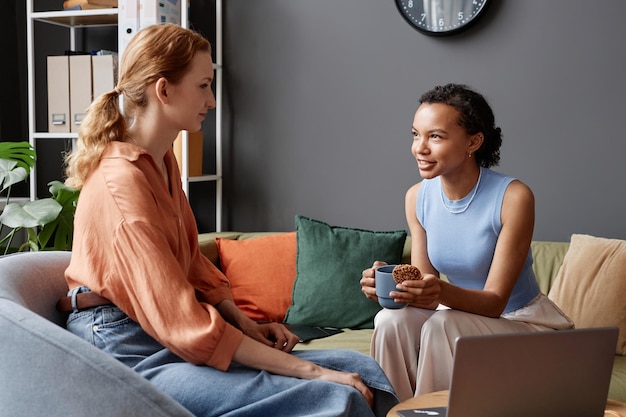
[387,390,626,417]
[387,391,448,416]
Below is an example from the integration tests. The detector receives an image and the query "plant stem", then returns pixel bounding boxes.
[1,187,11,254]
[1,228,19,255]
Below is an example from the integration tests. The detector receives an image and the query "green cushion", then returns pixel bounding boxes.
[285,215,407,329]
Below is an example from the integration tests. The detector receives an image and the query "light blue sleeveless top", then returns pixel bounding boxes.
[416,168,539,313]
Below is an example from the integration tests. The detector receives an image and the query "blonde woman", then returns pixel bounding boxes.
[63,24,397,416]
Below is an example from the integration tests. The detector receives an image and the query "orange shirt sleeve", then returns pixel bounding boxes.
[66,143,243,370]
[108,220,242,370]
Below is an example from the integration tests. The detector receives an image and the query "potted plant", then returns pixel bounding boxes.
[0,141,79,254]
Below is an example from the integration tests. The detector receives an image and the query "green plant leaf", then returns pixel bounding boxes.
[0,141,36,172]
[48,180,79,204]
[0,199,62,228]
[0,159,29,191]
[37,181,79,250]
[0,146,78,252]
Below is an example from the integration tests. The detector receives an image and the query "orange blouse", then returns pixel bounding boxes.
[65,141,243,371]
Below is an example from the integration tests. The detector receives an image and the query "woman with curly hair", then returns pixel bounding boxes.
[360,84,573,401]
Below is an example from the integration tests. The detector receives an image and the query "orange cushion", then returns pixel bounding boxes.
[216,232,296,322]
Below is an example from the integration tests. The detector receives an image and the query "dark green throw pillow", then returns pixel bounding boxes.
[285,215,407,329]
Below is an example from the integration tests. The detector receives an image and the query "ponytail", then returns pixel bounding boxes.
[64,88,127,189]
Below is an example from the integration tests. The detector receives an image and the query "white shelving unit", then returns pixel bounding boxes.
[25,1,223,231]
[179,0,223,232]
[25,6,118,201]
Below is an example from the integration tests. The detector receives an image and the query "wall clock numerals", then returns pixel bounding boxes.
[395,0,491,36]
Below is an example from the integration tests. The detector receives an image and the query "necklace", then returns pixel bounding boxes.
[440,169,482,214]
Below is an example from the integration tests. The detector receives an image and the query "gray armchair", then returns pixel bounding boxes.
[0,251,194,417]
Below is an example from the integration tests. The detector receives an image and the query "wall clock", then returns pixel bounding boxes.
[395,0,491,36]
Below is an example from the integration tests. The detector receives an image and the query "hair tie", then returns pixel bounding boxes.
[114,86,122,96]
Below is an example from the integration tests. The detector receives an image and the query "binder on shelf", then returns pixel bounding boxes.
[69,55,93,133]
[119,0,183,59]
[139,0,181,27]
[174,131,203,177]
[92,55,118,100]
[47,56,70,133]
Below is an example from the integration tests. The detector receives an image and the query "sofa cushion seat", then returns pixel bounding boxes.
[199,232,626,402]
[293,328,373,355]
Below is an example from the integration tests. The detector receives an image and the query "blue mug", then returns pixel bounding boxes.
[375,265,407,309]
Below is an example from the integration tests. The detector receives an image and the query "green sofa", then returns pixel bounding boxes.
[198,232,626,402]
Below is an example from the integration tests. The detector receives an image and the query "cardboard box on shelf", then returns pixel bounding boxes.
[63,0,118,8]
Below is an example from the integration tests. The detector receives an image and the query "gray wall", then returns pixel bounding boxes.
[221,0,626,242]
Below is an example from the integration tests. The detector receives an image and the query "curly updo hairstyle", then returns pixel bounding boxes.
[419,83,502,168]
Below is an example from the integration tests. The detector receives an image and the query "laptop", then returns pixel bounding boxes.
[398,327,618,417]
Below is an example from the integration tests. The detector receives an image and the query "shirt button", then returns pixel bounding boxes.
[92,325,99,331]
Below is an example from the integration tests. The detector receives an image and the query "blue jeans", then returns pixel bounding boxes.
[67,300,398,417]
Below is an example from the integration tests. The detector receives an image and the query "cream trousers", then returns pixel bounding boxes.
[370,294,574,401]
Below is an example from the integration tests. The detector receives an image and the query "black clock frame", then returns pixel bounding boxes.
[394,0,491,37]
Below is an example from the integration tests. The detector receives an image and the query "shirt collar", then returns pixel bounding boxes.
[102,140,149,162]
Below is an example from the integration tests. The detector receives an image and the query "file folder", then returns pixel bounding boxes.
[119,0,182,58]
[92,55,118,100]
[69,55,93,133]
[47,56,70,133]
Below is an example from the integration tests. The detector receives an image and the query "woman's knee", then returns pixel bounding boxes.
[420,310,470,350]
[374,307,403,330]
[374,306,433,331]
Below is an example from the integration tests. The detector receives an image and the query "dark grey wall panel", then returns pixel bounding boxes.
[221,0,626,241]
